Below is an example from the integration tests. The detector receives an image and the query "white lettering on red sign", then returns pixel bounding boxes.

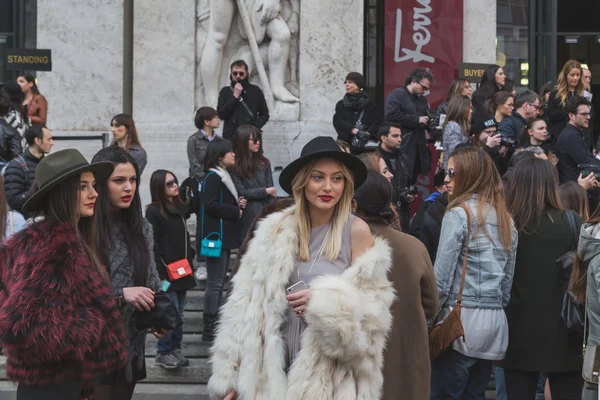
[394,0,435,64]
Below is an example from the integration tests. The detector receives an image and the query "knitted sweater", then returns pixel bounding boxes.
[442,121,469,169]
[108,214,161,382]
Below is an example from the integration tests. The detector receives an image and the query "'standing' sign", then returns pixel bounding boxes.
[5,49,52,71]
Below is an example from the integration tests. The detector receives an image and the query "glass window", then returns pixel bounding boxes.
[363,0,383,108]
[496,0,530,92]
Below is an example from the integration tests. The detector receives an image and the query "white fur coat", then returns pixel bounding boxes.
[208,208,395,400]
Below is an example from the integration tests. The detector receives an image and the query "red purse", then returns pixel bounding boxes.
[163,216,193,281]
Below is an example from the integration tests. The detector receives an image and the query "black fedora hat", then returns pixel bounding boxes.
[279,136,367,194]
[22,149,115,213]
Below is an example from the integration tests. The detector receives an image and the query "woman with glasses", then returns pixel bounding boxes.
[333,72,380,154]
[145,170,196,369]
[231,125,276,242]
[431,78,471,141]
[431,146,517,399]
[441,96,473,170]
[110,114,148,175]
[486,91,515,125]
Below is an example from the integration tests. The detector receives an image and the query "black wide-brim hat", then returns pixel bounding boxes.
[22,149,115,213]
[279,136,368,194]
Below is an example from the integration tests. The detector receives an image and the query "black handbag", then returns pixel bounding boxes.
[350,109,369,151]
[133,292,183,331]
[557,210,585,331]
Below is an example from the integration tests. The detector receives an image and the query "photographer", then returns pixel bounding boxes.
[333,72,380,154]
[385,68,434,186]
[471,115,512,175]
[217,60,270,140]
[377,121,414,231]
[556,96,600,184]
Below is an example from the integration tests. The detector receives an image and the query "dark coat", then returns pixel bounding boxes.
[187,130,215,181]
[545,89,576,141]
[145,203,197,292]
[200,171,241,250]
[217,83,270,140]
[0,220,128,390]
[482,144,510,177]
[231,160,274,242]
[332,99,380,143]
[0,119,21,162]
[3,148,42,215]
[556,123,600,183]
[371,223,438,400]
[384,86,431,181]
[497,110,528,143]
[501,210,583,372]
[430,101,449,140]
[419,192,448,263]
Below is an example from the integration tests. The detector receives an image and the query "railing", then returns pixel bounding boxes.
[52,132,111,149]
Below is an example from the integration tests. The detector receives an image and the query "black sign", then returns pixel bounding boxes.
[458,63,492,80]
[5,49,52,71]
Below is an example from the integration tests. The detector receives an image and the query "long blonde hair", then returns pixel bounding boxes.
[278,158,355,261]
[556,60,584,106]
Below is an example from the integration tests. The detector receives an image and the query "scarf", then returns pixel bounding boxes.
[342,90,370,111]
[210,167,239,203]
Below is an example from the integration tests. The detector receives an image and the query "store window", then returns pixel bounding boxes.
[496,0,529,92]
[363,0,384,108]
[0,0,37,81]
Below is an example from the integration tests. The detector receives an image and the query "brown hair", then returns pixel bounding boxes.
[519,117,547,147]
[485,91,514,114]
[111,113,143,149]
[560,182,589,221]
[447,78,470,101]
[556,60,584,106]
[506,157,563,232]
[0,176,7,242]
[232,125,270,179]
[442,96,472,137]
[357,152,382,173]
[447,146,513,252]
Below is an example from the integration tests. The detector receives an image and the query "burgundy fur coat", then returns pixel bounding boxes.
[0,220,128,391]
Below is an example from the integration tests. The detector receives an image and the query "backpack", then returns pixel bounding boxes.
[179,176,201,214]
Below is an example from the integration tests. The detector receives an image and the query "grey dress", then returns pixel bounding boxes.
[283,215,355,368]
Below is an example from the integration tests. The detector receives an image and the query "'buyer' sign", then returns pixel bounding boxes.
[458,63,491,80]
[5,49,52,71]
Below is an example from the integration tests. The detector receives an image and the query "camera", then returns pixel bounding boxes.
[399,185,418,198]
[499,135,516,148]
[578,164,600,180]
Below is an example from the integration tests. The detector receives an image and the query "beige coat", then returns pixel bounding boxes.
[371,223,439,400]
[208,208,395,399]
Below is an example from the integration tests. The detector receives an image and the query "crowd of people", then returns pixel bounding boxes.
[0,57,600,400]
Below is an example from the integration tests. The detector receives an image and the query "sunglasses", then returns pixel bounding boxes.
[166,180,178,188]
[232,71,246,77]
[419,81,430,91]
[446,168,455,180]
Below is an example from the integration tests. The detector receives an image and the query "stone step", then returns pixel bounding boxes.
[0,357,211,385]
[182,311,203,333]
[145,333,210,358]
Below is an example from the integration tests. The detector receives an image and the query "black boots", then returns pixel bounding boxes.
[202,313,219,342]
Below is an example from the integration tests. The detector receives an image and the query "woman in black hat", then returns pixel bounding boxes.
[208,136,395,400]
[333,72,381,153]
[0,149,128,399]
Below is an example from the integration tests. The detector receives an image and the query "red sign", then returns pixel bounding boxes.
[385,0,463,216]
[384,0,464,109]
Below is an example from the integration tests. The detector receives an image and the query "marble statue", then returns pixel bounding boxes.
[200,0,300,108]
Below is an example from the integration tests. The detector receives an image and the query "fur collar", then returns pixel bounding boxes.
[210,167,238,203]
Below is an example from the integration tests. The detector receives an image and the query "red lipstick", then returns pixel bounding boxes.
[318,195,333,202]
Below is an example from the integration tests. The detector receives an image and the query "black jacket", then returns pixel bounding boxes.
[145,203,197,292]
[418,192,448,263]
[545,89,576,141]
[332,100,380,143]
[384,87,431,181]
[556,123,600,183]
[378,145,409,206]
[3,148,42,215]
[497,110,528,143]
[200,171,241,250]
[217,83,270,140]
[0,120,22,162]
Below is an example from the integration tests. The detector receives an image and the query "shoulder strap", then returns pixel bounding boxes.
[229,86,254,119]
[200,171,224,241]
[356,109,366,126]
[456,206,471,305]
[565,210,578,251]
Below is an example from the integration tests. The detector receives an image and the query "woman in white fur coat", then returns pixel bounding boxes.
[208,136,395,400]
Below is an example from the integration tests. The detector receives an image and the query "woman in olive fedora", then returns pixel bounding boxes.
[0,149,129,400]
[208,136,395,400]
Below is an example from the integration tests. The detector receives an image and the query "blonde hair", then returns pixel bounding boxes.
[556,60,584,106]
[277,158,355,261]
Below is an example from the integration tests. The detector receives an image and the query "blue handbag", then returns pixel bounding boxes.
[200,172,223,258]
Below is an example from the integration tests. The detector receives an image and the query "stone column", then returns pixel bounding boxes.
[463,0,497,63]
[37,0,124,131]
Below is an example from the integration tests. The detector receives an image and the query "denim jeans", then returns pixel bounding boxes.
[204,249,231,315]
[157,290,187,354]
[496,366,507,400]
[431,349,493,400]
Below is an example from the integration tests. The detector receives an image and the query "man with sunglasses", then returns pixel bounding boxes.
[497,90,541,145]
[384,68,434,186]
[217,59,270,140]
